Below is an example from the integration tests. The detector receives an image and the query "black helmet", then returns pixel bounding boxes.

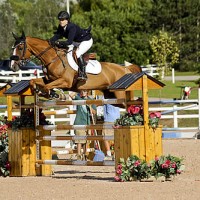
[58,11,70,20]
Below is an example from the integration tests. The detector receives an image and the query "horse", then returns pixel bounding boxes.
[10,31,141,101]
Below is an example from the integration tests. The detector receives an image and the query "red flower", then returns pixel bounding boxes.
[134,160,140,167]
[114,176,121,182]
[165,160,171,165]
[161,163,169,169]
[128,105,141,115]
[12,116,17,120]
[5,162,11,170]
[149,112,161,119]
[171,163,176,168]
[117,164,122,170]
[116,169,122,175]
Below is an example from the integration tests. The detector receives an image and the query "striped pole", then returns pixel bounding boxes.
[43,110,76,115]
[36,160,115,166]
[37,98,126,107]
[38,124,116,131]
[36,135,114,141]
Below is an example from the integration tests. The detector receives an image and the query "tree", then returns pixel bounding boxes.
[149,31,179,79]
[72,0,153,64]
[0,0,16,59]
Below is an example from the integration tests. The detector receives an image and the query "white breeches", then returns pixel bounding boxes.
[75,38,93,58]
[67,38,93,70]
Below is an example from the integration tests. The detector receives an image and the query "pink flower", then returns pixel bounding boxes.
[113,125,120,129]
[134,160,140,167]
[155,156,159,161]
[116,169,122,175]
[149,112,161,119]
[114,176,121,182]
[161,163,169,169]
[5,162,11,170]
[176,169,182,174]
[128,105,141,115]
[171,163,176,168]
[117,164,122,170]
[165,160,171,165]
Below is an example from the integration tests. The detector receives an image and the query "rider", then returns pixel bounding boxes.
[49,11,93,81]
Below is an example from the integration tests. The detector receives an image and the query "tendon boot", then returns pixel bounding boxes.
[77,56,87,81]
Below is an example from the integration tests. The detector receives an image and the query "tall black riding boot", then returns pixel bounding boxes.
[77,56,87,81]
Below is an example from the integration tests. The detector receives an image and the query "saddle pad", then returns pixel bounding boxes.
[67,53,102,74]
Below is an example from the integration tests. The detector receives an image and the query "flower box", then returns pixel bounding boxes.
[8,128,37,176]
[114,125,163,168]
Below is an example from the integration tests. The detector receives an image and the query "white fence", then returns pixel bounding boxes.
[124,61,159,77]
[141,64,159,77]
[0,65,158,84]
[0,69,43,84]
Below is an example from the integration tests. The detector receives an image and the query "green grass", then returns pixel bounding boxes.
[171,71,199,76]
[134,80,198,99]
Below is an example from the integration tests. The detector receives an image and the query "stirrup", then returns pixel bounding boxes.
[77,71,87,81]
[77,75,87,81]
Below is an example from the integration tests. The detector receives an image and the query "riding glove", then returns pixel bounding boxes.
[55,41,68,49]
[49,39,56,46]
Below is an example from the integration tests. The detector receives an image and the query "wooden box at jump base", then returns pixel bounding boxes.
[108,72,165,166]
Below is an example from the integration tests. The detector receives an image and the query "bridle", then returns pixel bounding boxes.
[12,38,54,67]
[11,36,74,70]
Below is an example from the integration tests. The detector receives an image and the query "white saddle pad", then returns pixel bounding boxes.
[67,52,102,75]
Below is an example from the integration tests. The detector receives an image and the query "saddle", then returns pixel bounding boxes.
[56,48,101,75]
[72,50,97,65]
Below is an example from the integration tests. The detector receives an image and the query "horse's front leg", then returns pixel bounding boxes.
[30,78,46,93]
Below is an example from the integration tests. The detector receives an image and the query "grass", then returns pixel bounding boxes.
[134,80,198,100]
[169,71,199,76]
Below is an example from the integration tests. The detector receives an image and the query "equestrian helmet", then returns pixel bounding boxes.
[58,11,70,20]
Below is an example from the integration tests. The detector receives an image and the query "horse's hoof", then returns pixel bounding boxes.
[49,90,59,99]
[35,89,39,93]
[59,93,66,100]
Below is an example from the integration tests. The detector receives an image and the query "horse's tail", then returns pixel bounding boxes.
[127,64,142,73]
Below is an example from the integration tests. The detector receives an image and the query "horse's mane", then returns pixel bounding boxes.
[26,36,49,44]
[127,64,142,73]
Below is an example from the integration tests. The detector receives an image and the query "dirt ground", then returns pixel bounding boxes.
[0,139,199,200]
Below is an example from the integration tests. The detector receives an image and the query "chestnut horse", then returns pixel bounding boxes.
[10,32,141,100]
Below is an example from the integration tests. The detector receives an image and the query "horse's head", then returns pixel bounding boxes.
[10,31,32,71]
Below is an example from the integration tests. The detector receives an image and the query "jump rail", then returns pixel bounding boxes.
[36,99,142,107]
[36,160,115,166]
[38,124,114,130]
[36,135,114,141]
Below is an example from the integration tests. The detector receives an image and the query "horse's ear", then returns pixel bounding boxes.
[12,32,19,40]
[21,31,25,39]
